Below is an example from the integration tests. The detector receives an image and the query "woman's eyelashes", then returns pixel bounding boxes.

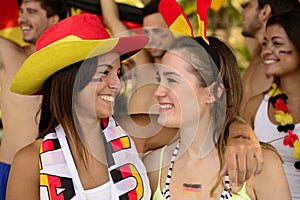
[117,67,123,78]
[156,71,180,85]
[158,76,178,85]
[262,38,285,48]
[90,65,122,83]
[166,77,177,84]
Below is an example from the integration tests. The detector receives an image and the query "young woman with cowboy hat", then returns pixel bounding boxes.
[6,13,150,200]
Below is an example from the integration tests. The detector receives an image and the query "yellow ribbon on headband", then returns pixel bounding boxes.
[158,0,212,44]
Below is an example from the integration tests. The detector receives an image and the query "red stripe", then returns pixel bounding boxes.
[111,139,123,151]
[0,0,19,29]
[47,175,64,200]
[120,165,138,199]
[41,140,55,152]
[158,0,194,37]
[101,117,109,128]
[197,0,212,40]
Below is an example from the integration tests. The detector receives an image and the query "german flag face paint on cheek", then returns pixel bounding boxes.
[277,50,293,60]
[88,77,103,86]
[278,50,292,55]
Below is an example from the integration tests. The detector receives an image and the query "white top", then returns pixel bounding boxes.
[85,182,111,199]
[254,94,300,199]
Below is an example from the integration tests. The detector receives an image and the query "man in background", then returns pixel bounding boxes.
[0,0,68,198]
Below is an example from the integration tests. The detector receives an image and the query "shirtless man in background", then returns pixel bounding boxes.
[0,0,67,198]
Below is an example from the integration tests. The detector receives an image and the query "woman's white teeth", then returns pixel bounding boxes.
[100,95,114,102]
[161,104,173,109]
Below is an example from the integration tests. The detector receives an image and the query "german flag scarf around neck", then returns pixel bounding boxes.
[39,117,150,199]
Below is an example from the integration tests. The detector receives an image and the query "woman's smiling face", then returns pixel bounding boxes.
[262,24,300,77]
[155,52,210,128]
[75,53,121,119]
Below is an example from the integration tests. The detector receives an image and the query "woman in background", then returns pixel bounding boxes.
[242,11,300,199]
[6,14,150,199]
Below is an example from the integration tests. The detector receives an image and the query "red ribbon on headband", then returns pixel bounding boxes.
[158,0,212,44]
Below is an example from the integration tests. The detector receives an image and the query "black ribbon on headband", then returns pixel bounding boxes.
[194,36,220,71]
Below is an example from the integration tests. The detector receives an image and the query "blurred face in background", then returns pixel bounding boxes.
[143,13,174,59]
[18,0,57,44]
[240,0,263,38]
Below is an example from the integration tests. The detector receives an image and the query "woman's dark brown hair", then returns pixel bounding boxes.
[37,57,98,165]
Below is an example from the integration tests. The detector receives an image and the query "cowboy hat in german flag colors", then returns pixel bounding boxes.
[10,14,149,95]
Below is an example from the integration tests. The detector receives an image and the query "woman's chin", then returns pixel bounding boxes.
[158,116,179,128]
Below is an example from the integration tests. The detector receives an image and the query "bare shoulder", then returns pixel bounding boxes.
[6,139,42,199]
[248,147,291,199]
[252,146,284,180]
[14,139,42,161]
[262,146,282,165]
[0,36,30,71]
[0,36,23,53]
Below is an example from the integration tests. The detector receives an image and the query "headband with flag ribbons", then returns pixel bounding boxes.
[158,0,220,70]
[196,0,211,43]
[158,0,194,38]
[158,0,211,43]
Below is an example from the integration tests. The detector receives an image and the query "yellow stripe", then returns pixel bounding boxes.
[170,14,193,37]
[116,0,146,8]
[120,137,131,148]
[129,164,144,198]
[196,15,209,44]
[0,27,28,46]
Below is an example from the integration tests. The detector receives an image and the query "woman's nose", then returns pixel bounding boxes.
[108,73,120,91]
[261,44,273,58]
[154,84,167,98]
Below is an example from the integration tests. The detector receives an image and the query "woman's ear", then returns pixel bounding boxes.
[206,82,224,104]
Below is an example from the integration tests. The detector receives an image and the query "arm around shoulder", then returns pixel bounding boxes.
[222,94,265,186]
[6,139,42,200]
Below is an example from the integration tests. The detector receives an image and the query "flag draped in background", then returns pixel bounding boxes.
[0,0,146,46]
[0,0,27,46]
[67,0,148,29]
